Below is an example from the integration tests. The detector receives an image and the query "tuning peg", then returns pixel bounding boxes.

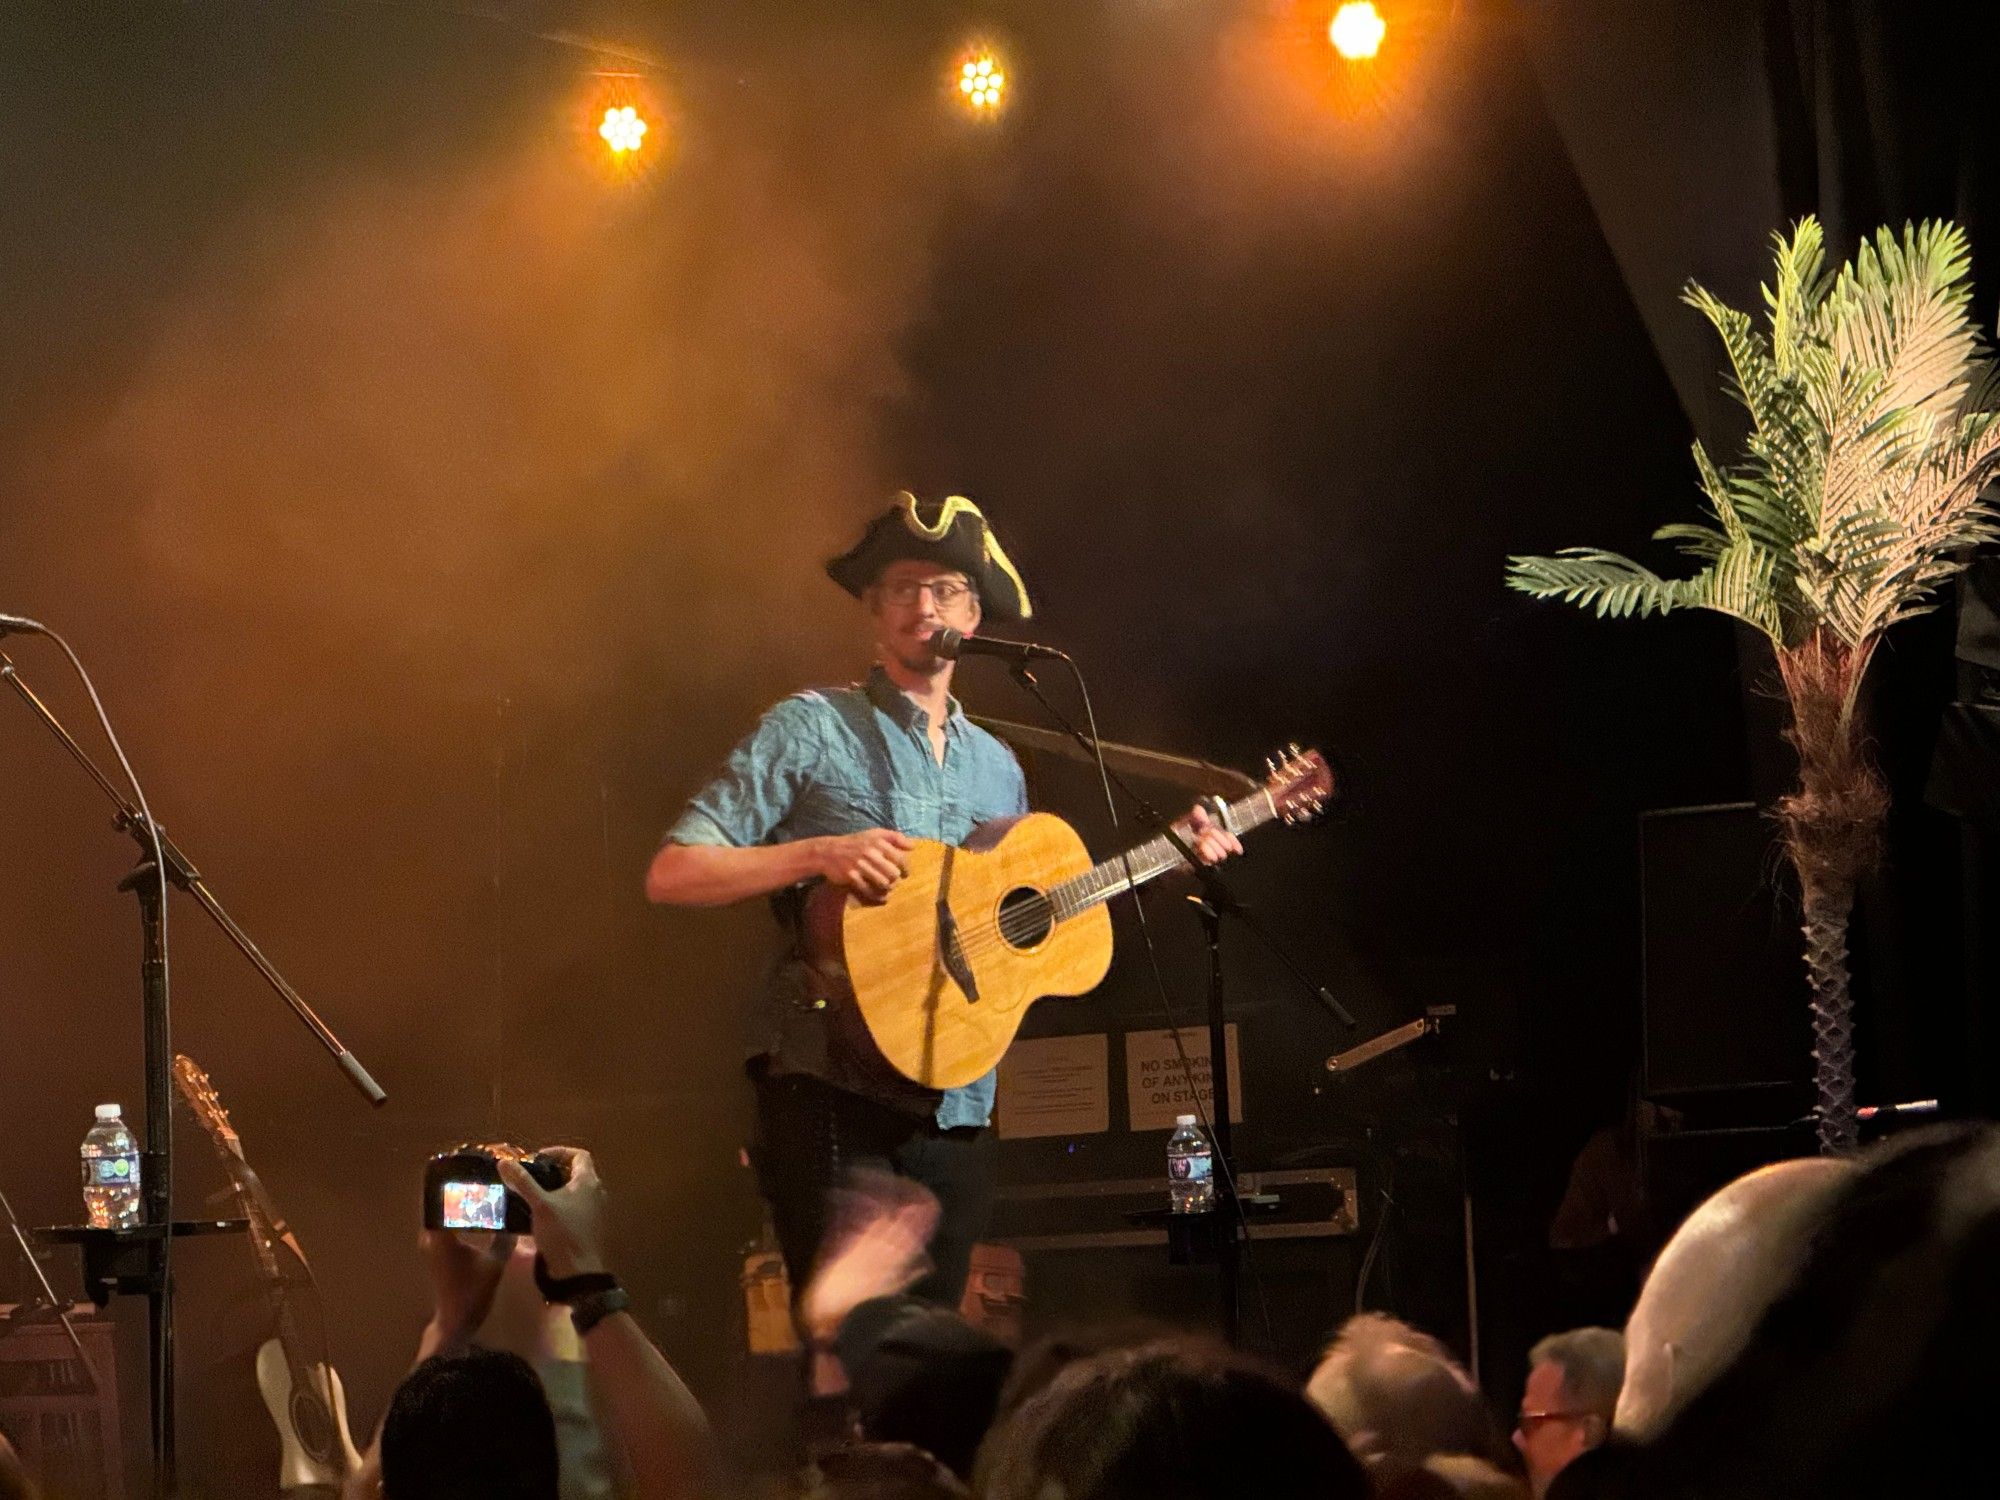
[1287,741,1302,756]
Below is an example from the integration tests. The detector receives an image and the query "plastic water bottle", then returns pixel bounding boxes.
[81,1104,143,1230]
[1167,1113,1215,1214]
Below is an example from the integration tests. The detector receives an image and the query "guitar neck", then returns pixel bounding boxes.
[1050,787,1280,919]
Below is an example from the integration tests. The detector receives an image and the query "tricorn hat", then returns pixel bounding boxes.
[825,491,1033,624]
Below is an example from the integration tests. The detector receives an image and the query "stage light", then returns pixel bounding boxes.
[599,104,648,154]
[1329,1,1387,60]
[957,52,1007,113]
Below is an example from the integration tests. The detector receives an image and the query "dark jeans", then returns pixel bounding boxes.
[751,1069,997,1309]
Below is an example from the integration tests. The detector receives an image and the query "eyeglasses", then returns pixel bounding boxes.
[877,577,974,607]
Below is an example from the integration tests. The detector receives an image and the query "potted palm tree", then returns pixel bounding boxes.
[1508,218,2000,1153]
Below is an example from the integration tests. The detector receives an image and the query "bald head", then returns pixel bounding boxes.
[1601,1126,2000,1500]
[1616,1155,1855,1440]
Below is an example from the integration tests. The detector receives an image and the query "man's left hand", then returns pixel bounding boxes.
[1185,802,1244,865]
[498,1146,610,1280]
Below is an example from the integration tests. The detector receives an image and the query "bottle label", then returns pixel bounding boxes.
[1169,1153,1212,1184]
[89,1156,137,1186]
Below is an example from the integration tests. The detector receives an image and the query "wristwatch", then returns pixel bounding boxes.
[567,1285,631,1336]
[534,1254,617,1303]
[533,1254,627,1333]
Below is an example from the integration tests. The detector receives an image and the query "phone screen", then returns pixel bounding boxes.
[440,1180,508,1231]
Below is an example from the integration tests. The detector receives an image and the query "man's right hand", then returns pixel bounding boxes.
[815,828,916,902]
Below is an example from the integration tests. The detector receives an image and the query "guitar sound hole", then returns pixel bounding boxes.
[998,887,1054,949]
[292,1388,336,1464]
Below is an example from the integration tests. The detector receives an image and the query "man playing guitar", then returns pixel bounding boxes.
[645,492,1239,1307]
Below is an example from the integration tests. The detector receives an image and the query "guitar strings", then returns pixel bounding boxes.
[946,892,1056,966]
[947,865,1147,968]
[949,881,1111,968]
[904,780,1312,982]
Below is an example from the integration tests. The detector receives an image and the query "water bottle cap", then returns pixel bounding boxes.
[1175,1113,1197,1126]
[94,1103,123,1121]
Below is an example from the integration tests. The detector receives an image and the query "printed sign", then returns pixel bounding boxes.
[996,1033,1111,1139]
[1125,1024,1242,1132]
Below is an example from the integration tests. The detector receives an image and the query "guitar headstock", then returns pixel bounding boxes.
[1261,744,1334,824]
[173,1053,245,1162]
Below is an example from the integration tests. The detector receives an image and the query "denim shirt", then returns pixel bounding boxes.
[667,666,1029,1128]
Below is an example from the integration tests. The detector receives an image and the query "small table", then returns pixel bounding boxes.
[34,1221,248,1308]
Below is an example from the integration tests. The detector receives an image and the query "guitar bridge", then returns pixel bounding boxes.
[936,905,980,1001]
[933,845,980,1001]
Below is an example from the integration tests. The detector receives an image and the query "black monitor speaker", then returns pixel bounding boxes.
[1639,802,1810,1099]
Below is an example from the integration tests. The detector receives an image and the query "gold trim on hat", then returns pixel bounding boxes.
[890,490,1034,621]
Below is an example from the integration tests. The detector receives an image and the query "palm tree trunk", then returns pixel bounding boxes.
[1800,877,1859,1155]
[1777,632,1887,1157]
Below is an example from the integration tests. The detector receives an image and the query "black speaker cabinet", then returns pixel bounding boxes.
[1639,802,1811,1102]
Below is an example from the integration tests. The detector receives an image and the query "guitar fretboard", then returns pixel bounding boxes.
[1048,787,1280,920]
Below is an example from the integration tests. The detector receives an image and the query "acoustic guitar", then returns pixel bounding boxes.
[804,746,1333,1089]
[172,1055,363,1494]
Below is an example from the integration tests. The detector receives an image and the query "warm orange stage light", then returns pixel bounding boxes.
[957,53,1006,113]
[599,105,649,153]
[1329,1,1387,60]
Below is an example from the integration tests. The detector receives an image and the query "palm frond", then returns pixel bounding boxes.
[1667,541,1787,639]
[1519,217,2000,655]
[1763,216,1832,378]
[1653,522,1729,560]
[1505,549,1684,622]
[1827,222,1978,426]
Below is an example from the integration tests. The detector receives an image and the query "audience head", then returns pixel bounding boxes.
[802,1442,969,1500]
[990,1316,1180,1427]
[1597,1124,2000,1500]
[1306,1313,1510,1470]
[976,1337,1368,1500]
[1387,1454,1532,1500]
[1615,1155,1853,1440]
[380,1348,559,1500]
[1515,1328,1623,1497]
[835,1297,1012,1480]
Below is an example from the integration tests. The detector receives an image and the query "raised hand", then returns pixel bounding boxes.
[497,1147,609,1279]
[800,1169,942,1347]
[421,1227,515,1347]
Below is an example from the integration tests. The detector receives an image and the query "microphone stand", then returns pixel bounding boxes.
[1000,658,1355,1345]
[1,643,386,1494]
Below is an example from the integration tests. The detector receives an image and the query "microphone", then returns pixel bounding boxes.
[928,627,1068,663]
[0,614,44,637]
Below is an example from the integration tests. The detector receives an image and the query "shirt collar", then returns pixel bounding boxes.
[866,663,966,733]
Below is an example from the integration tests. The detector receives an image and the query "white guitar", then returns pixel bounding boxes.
[173,1055,363,1492]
